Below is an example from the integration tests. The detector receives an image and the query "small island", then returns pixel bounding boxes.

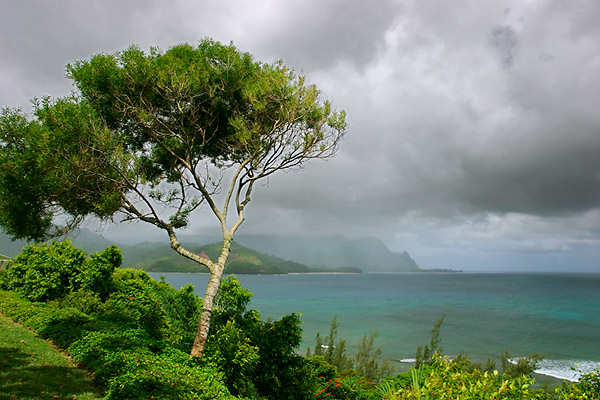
[422,268,463,273]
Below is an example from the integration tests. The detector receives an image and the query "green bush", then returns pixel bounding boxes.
[153,278,201,349]
[385,354,546,399]
[106,349,235,400]
[37,308,94,348]
[0,260,236,400]
[313,316,353,373]
[100,268,168,339]
[555,368,600,399]
[380,365,433,394]
[96,268,202,347]
[306,356,338,385]
[73,244,122,300]
[68,329,234,399]
[251,313,313,400]
[0,289,93,348]
[53,289,103,315]
[206,275,314,400]
[501,350,544,379]
[354,331,394,382]
[68,329,162,386]
[1,240,121,301]
[576,368,600,397]
[312,316,393,382]
[315,376,379,400]
[415,314,444,368]
[2,240,86,301]
[207,319,260,397]
[0,268,8,289]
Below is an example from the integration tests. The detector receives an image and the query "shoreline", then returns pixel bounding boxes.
[397,357,600,382]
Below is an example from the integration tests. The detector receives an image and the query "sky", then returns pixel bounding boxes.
[1,0,599,272]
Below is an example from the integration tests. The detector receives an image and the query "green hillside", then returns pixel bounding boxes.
[132,241,311,274]
[0,231,337,274]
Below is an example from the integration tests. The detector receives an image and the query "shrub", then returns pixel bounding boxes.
[306,356,338,385]
[313,316,353,373]
[415,314,445,368]
[0,289,93,348]
[1,240,121,302]
[68,330,234,400]
[73,244,122,300]
[207,319,260,397]
[68,329,162,386]
[53,289,103,315]
[555,368,600,399]
[388,355,546,399]
[206,275,315,400]
[316,377,379,400]
[354,331,394,382]
[380,365,433,395]
[501,350,544,378]
[3,240,87,301]
[313,316,392,382]
[100,268,167,339]
[576,368,600,397]
[0,268,8,289]
[153,278,201,349]
[105,349,235,400]
[0,268,235,400]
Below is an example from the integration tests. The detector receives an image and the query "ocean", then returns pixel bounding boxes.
[149,272,600,382]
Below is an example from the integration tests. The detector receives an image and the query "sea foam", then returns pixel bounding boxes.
[533,359,600,382]
[401,357,599,382]
[399,358,417,363]
[510,358,600,382]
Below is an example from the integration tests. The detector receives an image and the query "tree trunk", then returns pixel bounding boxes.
[189,234,232,358]
[190,268,224,357]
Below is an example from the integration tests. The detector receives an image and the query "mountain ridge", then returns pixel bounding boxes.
[232,234,421,272]
[0,229,421,273]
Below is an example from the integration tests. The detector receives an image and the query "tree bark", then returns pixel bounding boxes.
[189,234,232,358]
[190,268,224,357]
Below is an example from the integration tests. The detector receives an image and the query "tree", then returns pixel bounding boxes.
[354,331,394,381]
[313,316,392,381]
[0,39,347,357]
[314,316,353,372]
[415,314,445,368]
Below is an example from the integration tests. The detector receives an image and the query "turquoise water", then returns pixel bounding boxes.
[149,272,600,381]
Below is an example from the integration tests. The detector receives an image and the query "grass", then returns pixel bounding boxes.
[0,313,103,400]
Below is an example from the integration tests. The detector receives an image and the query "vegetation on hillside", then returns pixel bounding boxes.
[0,240,598,399]
[136,241,311,274]
[0,38,346,357]
[0,231,358,274]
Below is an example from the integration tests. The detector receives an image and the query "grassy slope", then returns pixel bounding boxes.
[131,241,311,274]
[0,313,103,400]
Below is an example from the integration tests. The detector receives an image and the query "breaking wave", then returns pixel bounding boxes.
[399,357,599,382]
[532,359,600,382]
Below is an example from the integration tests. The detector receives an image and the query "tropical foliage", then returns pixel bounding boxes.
[0,38,346,357]
[0,239,120,301]
[1,240,599,399]
[311,316,394,382]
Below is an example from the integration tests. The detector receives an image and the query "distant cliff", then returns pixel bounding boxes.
[234,234,421,272]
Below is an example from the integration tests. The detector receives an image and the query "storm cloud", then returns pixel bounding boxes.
[1,0,599,271]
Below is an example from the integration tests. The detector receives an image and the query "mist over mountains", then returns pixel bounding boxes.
[233,234,420,272]
[0,229,421,273]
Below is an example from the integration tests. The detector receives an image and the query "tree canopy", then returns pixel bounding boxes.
[1,40,346,242]
[0,39,346,356]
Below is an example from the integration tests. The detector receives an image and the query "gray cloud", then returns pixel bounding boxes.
[246,0,402,70]
[488,25,519,68]
[1,0,599,271]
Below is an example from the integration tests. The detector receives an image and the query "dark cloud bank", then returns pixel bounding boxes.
[1,0,599,271]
